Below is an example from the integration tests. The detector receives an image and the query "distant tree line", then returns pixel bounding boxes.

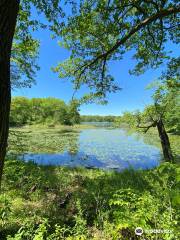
[10,97,80,126]
[81,115,118,122]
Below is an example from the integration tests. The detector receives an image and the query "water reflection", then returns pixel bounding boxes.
[21,128,162,171]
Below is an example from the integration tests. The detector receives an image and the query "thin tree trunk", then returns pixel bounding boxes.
[0,0,20,185]
[156,119,173,162]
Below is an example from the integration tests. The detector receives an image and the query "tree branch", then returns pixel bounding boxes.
[78,6,180,74]
[137,121,157,133]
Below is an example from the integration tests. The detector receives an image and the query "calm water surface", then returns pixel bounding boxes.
[22,128,162,171]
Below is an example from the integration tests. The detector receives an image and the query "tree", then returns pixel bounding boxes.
[159,57,180,134]
[68,100,81,125]
[136,104,174,162]
[10,97,30,126]
[114,111,137,128]
[9,97,80,126]
[0,0,20,184]
[0,0,65,184]
[136,58,179,162]
[11,36,39,89]
[54,0,180,99]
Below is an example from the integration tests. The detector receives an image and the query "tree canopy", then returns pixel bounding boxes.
[10,0,66,89]
[54,0,179,99]
[10,97,80,126]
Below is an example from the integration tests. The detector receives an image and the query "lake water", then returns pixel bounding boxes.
[22,128,162,171]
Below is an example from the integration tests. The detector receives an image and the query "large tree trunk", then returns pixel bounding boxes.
[156,119,173,162]
[0,0,20,185]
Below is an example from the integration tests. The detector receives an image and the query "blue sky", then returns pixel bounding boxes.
[12,10,177,116]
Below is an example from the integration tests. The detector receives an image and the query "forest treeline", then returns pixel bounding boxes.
[10,96,179,134]
[81,115,118,122]
[10,97,118,126]
[10,97,80,126]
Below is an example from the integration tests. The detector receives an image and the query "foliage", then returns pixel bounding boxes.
[11,36,39,89]
[0,157,179,239]
[11,0,68,89]
[10,97,80,126]
[114,111,138,128]
[140,57,180,134]
[114,73,180,134]
[68,100,81,126]
[54,0,180,98]
[156,58,180,134]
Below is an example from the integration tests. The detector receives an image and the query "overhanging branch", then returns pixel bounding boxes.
[78,6,180,74]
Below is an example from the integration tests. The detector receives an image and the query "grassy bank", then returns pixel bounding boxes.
[0,159,179,240]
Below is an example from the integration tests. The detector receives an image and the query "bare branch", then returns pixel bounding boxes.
[137,121,157,133]
[101,56,107,83]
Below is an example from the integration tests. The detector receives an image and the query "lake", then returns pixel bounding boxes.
[20,127,162,171]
